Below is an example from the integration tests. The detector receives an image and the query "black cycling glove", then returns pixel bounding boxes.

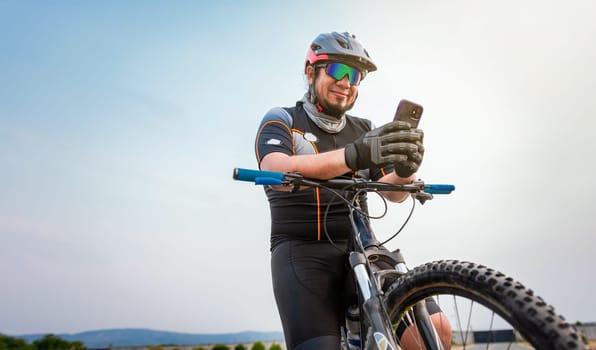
[344,121,423,171]
[393,131,424,178]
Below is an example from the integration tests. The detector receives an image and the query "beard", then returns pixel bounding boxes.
[317,95,356,118]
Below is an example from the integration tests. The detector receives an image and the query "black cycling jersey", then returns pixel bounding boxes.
[255,101,390,249]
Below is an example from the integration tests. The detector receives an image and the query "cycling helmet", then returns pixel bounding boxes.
[305,32,377,74]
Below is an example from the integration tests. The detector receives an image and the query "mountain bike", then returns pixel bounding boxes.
[233,168,587,350]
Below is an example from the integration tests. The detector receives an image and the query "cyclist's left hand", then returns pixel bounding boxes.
[393,128,424,178]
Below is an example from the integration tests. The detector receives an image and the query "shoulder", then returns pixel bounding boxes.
[262,106,295,126]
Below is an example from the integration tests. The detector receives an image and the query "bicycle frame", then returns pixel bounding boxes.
[347,200,443,350]
[348,207,401,350]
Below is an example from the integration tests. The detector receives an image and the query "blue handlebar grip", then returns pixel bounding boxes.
[424,184,455,195]
[255,177,283,185]
[233,168,285,183]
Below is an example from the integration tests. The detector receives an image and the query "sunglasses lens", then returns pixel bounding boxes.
[325,63,362,85]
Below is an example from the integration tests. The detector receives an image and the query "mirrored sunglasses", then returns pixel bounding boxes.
[318,62,363,85]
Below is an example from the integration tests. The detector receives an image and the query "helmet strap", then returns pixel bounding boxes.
[308,67,319,106]
[310,87,324,113]
[309,66,327,113]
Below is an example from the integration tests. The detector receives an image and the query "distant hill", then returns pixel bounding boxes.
[16,329,285,348]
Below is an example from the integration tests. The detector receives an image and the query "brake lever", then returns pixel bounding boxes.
[413,191,433,205]
[284,173,305,193]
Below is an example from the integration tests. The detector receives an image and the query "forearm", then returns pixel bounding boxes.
[259,149,351,180]
[379,171,416,203]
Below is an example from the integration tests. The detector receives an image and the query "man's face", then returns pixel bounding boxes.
[307,62,360,117]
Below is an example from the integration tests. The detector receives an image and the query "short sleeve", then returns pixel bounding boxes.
[255,107,294,166]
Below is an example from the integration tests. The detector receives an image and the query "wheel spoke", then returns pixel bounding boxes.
[486,310,495,349]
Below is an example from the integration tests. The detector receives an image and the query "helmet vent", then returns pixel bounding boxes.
[336,39,349,49]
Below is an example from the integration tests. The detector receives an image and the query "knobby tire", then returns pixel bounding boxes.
[383,260,587,350]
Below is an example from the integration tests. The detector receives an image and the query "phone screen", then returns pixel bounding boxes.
[393,99,423,128]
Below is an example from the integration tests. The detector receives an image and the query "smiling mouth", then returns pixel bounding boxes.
[331,91,349,98]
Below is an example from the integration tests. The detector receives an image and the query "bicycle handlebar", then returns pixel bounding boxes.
[233,168,455,195]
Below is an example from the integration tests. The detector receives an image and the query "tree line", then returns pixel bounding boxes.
[1,334,283,350]
[0,334,85,350]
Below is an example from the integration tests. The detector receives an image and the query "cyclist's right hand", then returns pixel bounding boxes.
[344,120,422,171]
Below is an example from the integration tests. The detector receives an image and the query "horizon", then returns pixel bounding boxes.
[10,320,596,337]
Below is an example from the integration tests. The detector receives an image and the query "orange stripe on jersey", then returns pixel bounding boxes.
[255,120,294,164]
[381,167,389,177]
[311,139,321,240]
[312,141,320,154]
[316,187,322,240]
[293,127,323,240]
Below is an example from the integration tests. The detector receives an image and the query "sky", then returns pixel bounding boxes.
[1,0,595,336]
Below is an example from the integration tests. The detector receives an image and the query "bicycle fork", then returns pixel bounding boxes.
[350,252,445,350]
[349,209,444,350]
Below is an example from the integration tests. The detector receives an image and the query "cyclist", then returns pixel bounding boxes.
[254,31,451,349]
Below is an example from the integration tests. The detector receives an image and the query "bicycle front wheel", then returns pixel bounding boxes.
[384,260,587,350]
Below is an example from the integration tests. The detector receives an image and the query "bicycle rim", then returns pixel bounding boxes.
[383,260,586,350]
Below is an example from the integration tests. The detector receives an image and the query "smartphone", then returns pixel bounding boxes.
[393,99,423,128]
